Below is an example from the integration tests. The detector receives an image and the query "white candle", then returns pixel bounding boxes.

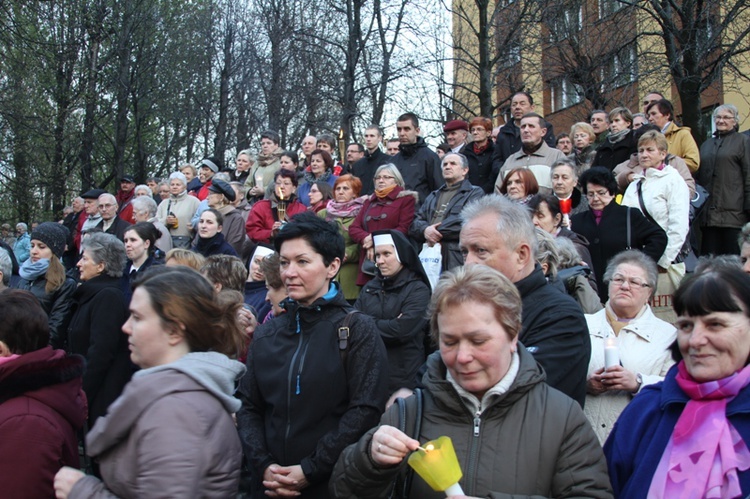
[604,337,620,370]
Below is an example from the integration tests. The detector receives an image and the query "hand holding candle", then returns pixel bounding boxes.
[604,337,620,370]
[559,197,572,228]
[408,436,464,497]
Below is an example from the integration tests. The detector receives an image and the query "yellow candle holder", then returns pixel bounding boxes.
[407,436,464,496]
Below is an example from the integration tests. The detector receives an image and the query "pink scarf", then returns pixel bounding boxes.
[648,362,750,498]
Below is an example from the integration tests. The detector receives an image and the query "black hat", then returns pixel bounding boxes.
[30,222,69,258]
[120,175,135,183]
[208,179,236,202]
[81,188,106,199]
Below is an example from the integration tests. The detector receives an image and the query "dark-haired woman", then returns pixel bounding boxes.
[122,222,164,302]
[354,230,430,393]
[571,167,668,303]
[605,268,750,498]
[237,212,388,498]
[67,233,131,426]
[14,222,76,348]
[192,208,238,258]
[307,181,333,214]
[246,170,307,244]
[54,266,246,498]
[0,290,86,498]
[297,149,338,207]
[529,193,595,275]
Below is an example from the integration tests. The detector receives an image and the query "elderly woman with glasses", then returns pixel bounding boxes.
[349,164,417,287]
[585,250,676,443]
[571,167,668,303]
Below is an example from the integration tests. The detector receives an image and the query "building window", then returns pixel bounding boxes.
[500,39,522,69]
[601,44,637,89]
[599,0,626,19]
[548,3,582,40]
[551,78,583,112]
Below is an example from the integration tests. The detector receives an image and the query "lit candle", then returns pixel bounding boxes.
[408,436,464,496]
[604,337,620,370]
[559,197,572,228]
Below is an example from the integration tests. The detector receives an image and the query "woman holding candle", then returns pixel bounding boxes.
[331,264,612,499]
[245,169,306,244]
[585,250,676,443]
[604,267,750,498]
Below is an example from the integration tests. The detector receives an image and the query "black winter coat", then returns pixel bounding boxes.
[354,268,430,393]
[15,275,77,348]
[236,285,389,498]
[515,265,590,408]
[351,148,391,196]
[592,131,638,171]
[191,232,238,258]
[67,274,132,426]
[461,141,496,193]
[409,179,484,272]
[696,130,750,228]
[391,137,443,204]
[571,202,667,303]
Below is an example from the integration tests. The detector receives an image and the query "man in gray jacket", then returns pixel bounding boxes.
[409,153,483,272]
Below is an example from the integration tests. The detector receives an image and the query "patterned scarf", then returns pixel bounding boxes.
[325,196,365,219]
[648,362,750,498]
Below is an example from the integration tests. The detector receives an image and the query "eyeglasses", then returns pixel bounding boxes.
[99,203,116,210]
[586,190,610,199]
[715,115,735,122]
[611,275,651,289]
[374,175,395,181]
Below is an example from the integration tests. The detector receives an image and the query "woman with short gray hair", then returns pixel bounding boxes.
[696,103,750,256]
[68,232,131,426]
[584,249,676,443]
[132,196,172,254]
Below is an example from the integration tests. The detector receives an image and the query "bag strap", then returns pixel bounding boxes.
[391,388,423,498]
[338,310,359,366]
[636,180,658,226]
[626,207,631,250]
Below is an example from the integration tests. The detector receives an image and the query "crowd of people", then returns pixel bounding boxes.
[1,93,750,498]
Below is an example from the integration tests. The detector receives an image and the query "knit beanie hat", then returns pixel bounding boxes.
[30,222,69,258]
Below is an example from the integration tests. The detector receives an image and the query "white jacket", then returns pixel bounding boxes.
[621,164,690,267]
[584,305,676,443]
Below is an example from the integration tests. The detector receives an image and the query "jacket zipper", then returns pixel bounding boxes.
[465,410,482,496]
[284,312,305,461]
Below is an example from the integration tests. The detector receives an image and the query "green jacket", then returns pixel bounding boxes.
[330,348,613,498]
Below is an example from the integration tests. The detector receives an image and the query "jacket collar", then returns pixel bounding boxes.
[513,264,547,299]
